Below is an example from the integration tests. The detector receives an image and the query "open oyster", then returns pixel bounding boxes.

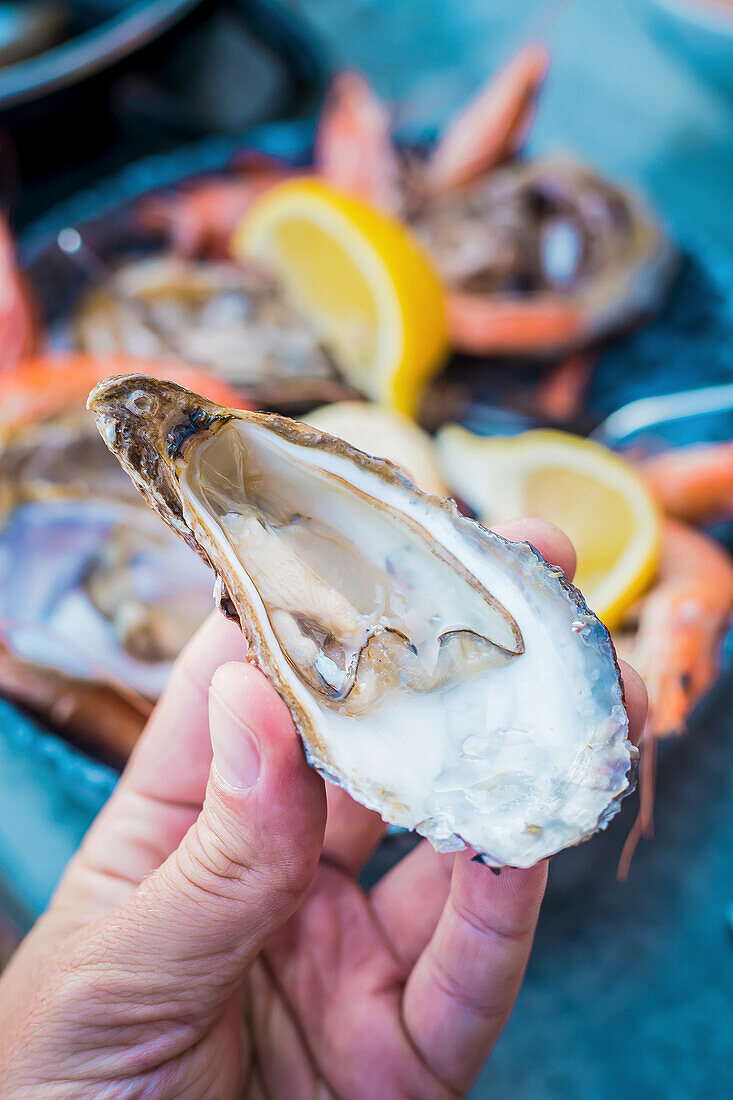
[411,155,678,354]
[89,375,635,866]
[76,256,352,408]
[0,358,233,757]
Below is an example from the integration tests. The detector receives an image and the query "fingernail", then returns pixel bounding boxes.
[209,685,261,789]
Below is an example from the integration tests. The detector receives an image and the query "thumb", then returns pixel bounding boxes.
[106,661,326,1019]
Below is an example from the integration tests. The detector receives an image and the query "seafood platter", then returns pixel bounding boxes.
[2,43,733,886]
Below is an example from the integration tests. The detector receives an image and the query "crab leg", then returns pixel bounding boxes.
[639,440,733,525]
[0,353,243,435]
[423,42,550,195]
[447,289,583,355]
[0,215,36,370]
[313,71,405,216]
[136,158,293,258]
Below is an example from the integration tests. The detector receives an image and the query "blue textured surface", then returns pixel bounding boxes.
[0,701,116,930]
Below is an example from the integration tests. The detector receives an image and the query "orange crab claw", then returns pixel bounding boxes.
[423,42,550,195]
[0,353,245,433]
[313,70,405,216]
[0,215,37,371]
[447,288,583,355]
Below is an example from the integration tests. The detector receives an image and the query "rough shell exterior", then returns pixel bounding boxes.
[88,374,637,866]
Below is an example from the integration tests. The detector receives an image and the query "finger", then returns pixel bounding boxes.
[492,517,576,581]
[101,661,326,1022]
[124,610,246,805]
[323,785,387,875]
[370,841,452,971]
[618,658,647,746]
[402,854,547,1094]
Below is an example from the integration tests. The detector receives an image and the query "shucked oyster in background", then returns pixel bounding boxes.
[0,358,231,757]
[75,256,352,409]
[89,374,635,866]
[412,155,678,356]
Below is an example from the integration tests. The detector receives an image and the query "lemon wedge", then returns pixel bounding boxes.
[436,426,661,627]
[232,178,448,417]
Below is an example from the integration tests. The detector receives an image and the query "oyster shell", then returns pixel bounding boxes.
[0,497,213,698]
[411,155,678,350]
[75,256,352,408]
[89,374,635,866]
[304,401,449,497]
[0,361,231,756]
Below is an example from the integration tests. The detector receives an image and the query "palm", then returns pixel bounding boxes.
[27,786,540,1100]
[134,833,482,1100]
[244,854,449,1098]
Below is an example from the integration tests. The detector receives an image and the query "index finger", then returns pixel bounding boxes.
[401,856,547,1095]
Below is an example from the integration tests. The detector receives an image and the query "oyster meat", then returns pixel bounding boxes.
[76,256,349,406]
[90,375,635,867]
[411,155,677,347]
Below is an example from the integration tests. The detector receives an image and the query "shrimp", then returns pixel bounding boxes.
[618,521,733,739]
[136,156,293,258]
[312,45,548,212]
[313,54,672,358]
[639,440,733,525]
[0,214,36,370]
[134,47,673,360]
[313,70,404,216]
[0,353,244,437]
[615,520,733,877]
[447,291,583,356]
[421,43,550,195]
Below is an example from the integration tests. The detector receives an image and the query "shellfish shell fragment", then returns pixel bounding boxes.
[89,375,635,867]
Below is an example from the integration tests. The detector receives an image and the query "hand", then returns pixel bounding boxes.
[0,520,646,1099]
